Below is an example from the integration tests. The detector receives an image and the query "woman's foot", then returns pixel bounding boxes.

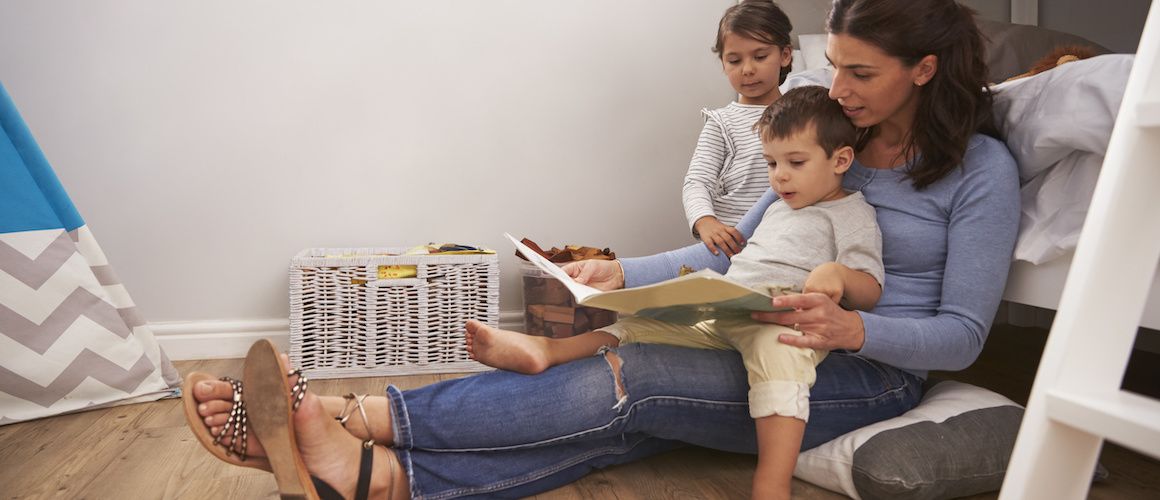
[191,358,395,458]
[292,389,409,499]
[191,374,269,459]
[464,319,551,374]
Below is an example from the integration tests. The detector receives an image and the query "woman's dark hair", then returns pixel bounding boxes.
[828,0,997,189]
[713,0,794,85]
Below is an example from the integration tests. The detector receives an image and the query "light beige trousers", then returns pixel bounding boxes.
[600,316,827,420]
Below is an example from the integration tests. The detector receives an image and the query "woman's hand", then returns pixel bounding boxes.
[694,216,745,257]
[562,259,625,291]
[751,293,866,351]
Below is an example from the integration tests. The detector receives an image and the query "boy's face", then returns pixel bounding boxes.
[762,126,853,210]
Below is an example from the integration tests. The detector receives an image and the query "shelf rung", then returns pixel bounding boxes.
[1137,100,1160,127]
[1045,389,1160,460]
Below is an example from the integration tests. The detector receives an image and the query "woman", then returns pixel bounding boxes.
[187,1,1020,498]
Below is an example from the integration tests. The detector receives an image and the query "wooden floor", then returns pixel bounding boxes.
[1,324,1158,499]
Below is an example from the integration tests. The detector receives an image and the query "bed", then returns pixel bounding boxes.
[780,0,1160,331]
[989,53,1160,331]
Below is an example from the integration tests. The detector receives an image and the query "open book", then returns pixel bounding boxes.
[506,233,794,325]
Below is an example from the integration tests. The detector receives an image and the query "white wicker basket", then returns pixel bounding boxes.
[289,247,498,378]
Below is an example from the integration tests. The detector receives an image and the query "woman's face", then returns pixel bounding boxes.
[824,33,928,130]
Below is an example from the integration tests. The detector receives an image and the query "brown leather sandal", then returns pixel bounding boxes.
[243,340,387,500]
[183,370,297,472]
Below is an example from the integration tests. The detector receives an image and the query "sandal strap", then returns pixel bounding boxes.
[335,393,376,442]
[212,377,249,460]
[355,443,374,500]
[333,394,387,500]
[310,443,377,500]
[385,444,396,500]
[210,369,308,462]
[288,368,308,411]
[312,475,345,500]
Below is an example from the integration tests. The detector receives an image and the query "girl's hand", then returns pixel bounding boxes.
[803,263,845,304]
[562,259,625,291]
[751,293,866,351]
[694,216,745,257]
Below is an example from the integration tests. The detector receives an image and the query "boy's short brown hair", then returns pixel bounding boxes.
[754,85,857,157]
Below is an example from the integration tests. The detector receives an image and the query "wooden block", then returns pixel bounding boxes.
[522,276,543,291]
[542,305,575,324]
[550,324,575,338]
[574,310,591,333]
[590,309,618,330]
[538,281,573,305]
[525,313,545,336]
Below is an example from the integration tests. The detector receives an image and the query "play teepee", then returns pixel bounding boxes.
[0,82,179,425]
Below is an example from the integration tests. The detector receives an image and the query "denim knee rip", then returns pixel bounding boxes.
[595,345,628,411]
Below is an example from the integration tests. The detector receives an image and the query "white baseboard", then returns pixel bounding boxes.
[153,311,525,361]
[151,319,291,361]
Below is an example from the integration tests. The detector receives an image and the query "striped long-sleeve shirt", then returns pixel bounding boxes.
[682,101,769,235]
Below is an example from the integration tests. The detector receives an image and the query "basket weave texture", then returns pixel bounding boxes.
[290,247,498,378]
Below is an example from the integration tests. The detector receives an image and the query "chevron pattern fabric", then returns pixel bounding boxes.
[0,83,179,425]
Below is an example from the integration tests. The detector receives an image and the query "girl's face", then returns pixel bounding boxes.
[825,33,932,131]
[720,32,792,106]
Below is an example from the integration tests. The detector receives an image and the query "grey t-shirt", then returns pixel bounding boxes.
[725,191,884,290]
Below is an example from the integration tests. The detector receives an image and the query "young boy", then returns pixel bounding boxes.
[466,85,883,499]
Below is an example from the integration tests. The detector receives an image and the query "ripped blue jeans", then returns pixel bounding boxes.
[386,343,923,499]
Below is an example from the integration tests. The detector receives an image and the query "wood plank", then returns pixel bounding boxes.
[0,396,175,498]
[73,426,221,499]
[3,331,1159,499]
[0,407,106,468]
[172,473,279,500]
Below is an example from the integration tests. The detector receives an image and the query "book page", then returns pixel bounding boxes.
[505,233,601,302]
[578,269,780,315]
[505,234,795,324]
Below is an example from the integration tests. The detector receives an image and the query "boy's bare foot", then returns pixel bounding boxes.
[464,319,551,374]
[293,389,409,499]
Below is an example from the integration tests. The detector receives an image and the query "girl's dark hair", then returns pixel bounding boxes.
[828,0,998,189]
[713,0,794,85]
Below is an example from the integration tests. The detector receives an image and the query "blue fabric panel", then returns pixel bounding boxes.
[0,82,84,234]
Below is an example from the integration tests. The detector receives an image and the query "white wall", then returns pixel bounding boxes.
[0,1,735,341]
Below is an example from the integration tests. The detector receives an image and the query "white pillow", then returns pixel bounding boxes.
[798,34,829,73]
[993,54,1132,264]
[780,66,833,93]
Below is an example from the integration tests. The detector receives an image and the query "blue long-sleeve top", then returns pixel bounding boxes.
[621,134,1021,378]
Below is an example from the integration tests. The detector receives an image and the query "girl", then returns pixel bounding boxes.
[684,0,793,257]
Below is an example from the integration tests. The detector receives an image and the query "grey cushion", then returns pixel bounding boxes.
[794,380,1108,500]
[852,405,1023,499]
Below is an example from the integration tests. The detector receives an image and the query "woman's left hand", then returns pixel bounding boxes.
[751,293,867,351]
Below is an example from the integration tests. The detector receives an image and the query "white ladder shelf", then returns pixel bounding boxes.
[999,2,1160,498]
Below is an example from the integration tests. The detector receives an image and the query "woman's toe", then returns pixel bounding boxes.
[193,378,236,402]
[198,399,235,417]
